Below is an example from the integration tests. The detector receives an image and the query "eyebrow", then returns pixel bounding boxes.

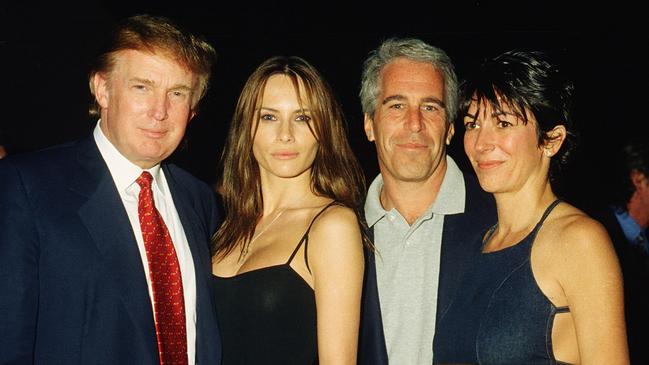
[129,77,193,91]
[259,107,312,113]
[464,110,517,119]
[382,95,446,108]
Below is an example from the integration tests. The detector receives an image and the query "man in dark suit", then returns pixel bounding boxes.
[357,38,496,364]
[0,15,221,364]
[590,139,649,364]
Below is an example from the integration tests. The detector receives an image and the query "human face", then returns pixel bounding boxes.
[93,49,198,168]
[252,74,318,182]
[364,58,453,184]
[463,100,546,194]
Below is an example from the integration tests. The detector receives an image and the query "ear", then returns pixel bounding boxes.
[446,122,455,146]
[364,113,375,142]
[92,73,110,109]
[542,125,566,158]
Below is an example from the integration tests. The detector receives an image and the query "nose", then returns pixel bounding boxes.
[473,125,495,153]
[277,120,294,142]
[406,108,423,133]
[149,93,169,121]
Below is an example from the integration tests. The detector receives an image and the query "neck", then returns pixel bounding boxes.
[493,181,557,234]
[379,163,447,225]
[259,171,317,214]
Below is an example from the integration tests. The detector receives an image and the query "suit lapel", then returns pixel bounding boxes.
[163,165,220,363]
[358,227,389,365]
[437,213,471,320]
[436,174,494,322]
[162,165,211,292]
[71,138,157,357]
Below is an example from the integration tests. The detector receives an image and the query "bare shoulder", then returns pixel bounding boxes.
[309,204,360,234]
[543,203,611,252]
[307,203,363,265]
[538,202,617,276]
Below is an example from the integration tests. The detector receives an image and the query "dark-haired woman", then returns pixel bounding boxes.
[434,50,628,364]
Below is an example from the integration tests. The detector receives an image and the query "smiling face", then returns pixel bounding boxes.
[364,58,454,184]
[463,99,548,195]
[93,49,198,168]
[252,74,319,182]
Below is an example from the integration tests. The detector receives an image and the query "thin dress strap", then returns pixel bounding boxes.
[286,201,339,273]
[531,199,562,236]
[483,199,562,246]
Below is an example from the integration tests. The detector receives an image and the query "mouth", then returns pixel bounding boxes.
[476,160,503,169]
[395,142,427,150]
[271,152,299,160]
[140,128,168,139]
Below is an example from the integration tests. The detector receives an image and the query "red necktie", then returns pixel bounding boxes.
[136,171,188,365]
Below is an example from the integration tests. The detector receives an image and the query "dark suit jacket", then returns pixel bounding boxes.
[358,172,496,365]
[0,137,222,364]
[590,206,649,364]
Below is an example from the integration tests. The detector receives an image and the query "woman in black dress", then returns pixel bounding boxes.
[211,56,367,364]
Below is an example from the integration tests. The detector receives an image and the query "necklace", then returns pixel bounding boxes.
[239,209,285,262]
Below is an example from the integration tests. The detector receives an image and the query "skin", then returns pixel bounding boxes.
[252,75,319,181]
[364,57,454,224]
[212,75,363,364]
[92,49,198,169]
[464,100,629,364]
[628,170,649,228]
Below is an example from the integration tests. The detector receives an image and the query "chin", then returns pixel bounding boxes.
[475,177,501,194]
[275,167,311,179]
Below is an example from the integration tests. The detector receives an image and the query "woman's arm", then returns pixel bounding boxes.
[558,215,629,364]
[308,205,364,365]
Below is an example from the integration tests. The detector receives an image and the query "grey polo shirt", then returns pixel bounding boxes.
[364,156,465,365]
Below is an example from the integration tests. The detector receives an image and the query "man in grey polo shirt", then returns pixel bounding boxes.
[357,37,496,364]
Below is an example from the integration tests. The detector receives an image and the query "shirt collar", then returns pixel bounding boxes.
[364,155,465,227]
[612,205,646,244]
[93,120,164,195]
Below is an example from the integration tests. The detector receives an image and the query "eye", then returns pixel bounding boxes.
[422,104,439,112]
[169,90,190,101]
[133,84,148,91]
[497,119,513,128]
[389,103,404,110]
[260,114,276,121]
[464,120,479,130]
[295,114,311,122]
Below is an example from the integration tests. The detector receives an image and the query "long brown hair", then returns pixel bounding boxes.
[212,56,368,258]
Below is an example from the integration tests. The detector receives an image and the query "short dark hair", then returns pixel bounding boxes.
[460,50,577,181]
[611,139,649,206]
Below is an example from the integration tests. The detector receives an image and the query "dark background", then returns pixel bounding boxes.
[1,1,647,210]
